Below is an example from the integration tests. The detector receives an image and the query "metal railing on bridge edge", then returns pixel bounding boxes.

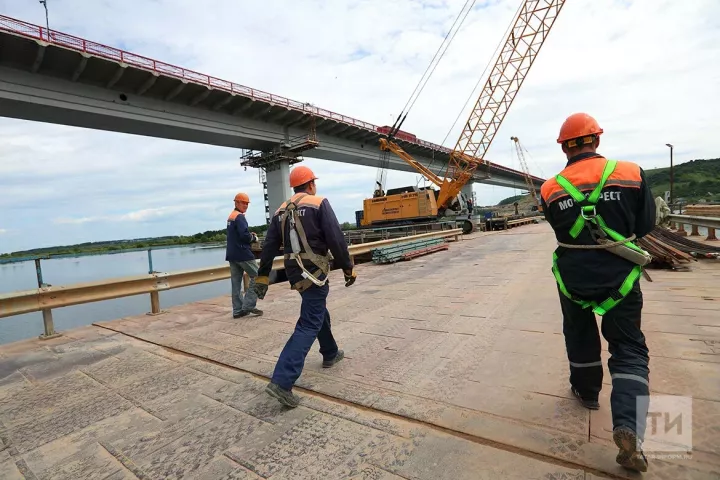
[0,230,461,341]
[666,214,719,241]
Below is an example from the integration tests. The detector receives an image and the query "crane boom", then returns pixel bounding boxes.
[363,0,565,228]
[441,0,566,205]
[511,136,542,211]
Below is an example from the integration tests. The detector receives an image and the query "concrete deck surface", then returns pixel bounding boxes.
[1,223,718,479]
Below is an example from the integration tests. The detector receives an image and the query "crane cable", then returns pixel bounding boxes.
[389,0,477,137]
[439,0,525,149]
[423,0,524,179]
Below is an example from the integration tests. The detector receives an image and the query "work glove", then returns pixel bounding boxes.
[343,269,357,287]
[250,232,259,243]
[253,276,269,299]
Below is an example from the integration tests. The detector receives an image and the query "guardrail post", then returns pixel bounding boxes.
[707,228,718,241]
[147,249,155,273]
[669,221,675,229]
[149,291,161,314]
[690,225,700,236]
[35,259,60,340]
[676,223,687,236]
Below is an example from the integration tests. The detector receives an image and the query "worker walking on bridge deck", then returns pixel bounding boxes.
[253,165,357,407]
[226,192,262,319]
[540,113,656,473]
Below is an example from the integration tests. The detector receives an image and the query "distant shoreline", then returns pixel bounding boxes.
[0,241,226,265]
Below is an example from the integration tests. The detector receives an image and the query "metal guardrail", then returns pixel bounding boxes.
[0,230,461,339]
[667,214,719,241]
[667,214,720,230]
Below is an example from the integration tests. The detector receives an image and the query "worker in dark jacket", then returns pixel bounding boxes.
[226,192,262,319]
[540,113,656,473]
[253,165,356,407]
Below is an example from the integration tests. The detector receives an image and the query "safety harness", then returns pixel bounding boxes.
[279,193,331,292]
[551,159,652,316]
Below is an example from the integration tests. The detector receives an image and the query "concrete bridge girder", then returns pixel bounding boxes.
[0,66,532,181]
[0,30,542,214]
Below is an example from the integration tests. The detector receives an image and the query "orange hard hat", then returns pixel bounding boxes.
[289,165,318,188]
[557,113,603,144]
[234,192,250,203]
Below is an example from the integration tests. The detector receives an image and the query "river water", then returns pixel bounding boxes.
[0,245,235,345]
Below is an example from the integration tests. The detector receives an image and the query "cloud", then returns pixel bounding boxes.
[54,217,95,225]
[0,229,7,235]
[1,0,719,254]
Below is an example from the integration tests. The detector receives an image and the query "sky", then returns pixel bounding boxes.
[0,0,719,254]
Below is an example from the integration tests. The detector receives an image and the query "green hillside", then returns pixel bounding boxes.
[644,158,720,203]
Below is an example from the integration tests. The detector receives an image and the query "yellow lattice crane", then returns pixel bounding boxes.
[361,0,565,231]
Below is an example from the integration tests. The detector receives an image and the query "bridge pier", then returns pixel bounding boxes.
[461,182,474,201]
[264,160,294,216]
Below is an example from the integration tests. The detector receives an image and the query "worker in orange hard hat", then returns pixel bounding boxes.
[540,113,656,473]
[253,164,356,407]
[226,192,262,319]
[288,164,318,189]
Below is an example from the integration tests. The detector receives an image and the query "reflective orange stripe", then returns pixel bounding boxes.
[274,194,325,215]
[541,156,641,205]
[297,195,324,208]
[228,210,241,221]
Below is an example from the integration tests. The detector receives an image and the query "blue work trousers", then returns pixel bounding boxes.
[559,282,650,438]
[271,281,338,390]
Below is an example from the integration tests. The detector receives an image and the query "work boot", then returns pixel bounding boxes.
[571,386,600,410]
[613,426,648,473]
[236,308,262,318]
[322,350,344,368]
[265,382,300,408]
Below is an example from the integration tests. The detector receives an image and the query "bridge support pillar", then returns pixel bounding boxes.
[461,182,474,200]
[265,160,294,216]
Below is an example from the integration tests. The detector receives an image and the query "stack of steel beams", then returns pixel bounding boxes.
[639,227,720,269]
[371,238,448,264]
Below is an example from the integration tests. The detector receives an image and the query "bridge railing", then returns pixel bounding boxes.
[667,214,719,241]
[0,229,461,340]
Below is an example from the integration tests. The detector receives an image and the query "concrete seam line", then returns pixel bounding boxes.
[93,323,628,479]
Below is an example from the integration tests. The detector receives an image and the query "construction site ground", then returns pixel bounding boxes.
[1,223,718,480]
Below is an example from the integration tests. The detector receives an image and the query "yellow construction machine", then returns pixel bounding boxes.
[360,0,565,232]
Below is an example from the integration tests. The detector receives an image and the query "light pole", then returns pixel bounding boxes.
[39,1,50,40]
[665,143,674,210]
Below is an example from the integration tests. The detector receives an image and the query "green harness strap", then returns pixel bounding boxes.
[552,159,644,316]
